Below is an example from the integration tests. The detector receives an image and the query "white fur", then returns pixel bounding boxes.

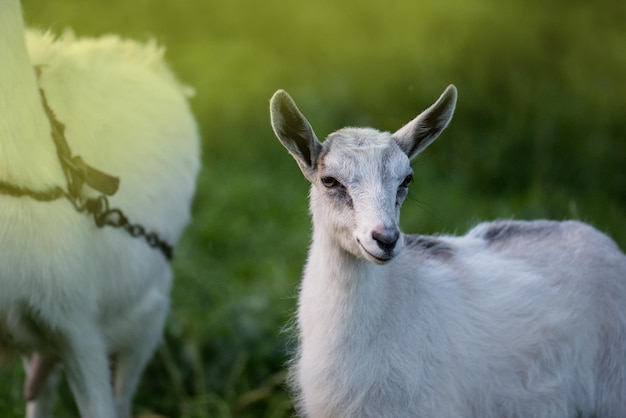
[0,1,200,417]
[270,86,626,417]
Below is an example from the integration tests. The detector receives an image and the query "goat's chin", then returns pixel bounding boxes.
[357,243,397,265]
[368,255,394,265]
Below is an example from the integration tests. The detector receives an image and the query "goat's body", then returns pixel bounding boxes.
[1,3,199,416]
[270,87,626,417]
[295,219,626,417]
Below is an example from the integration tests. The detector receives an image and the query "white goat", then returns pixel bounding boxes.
[0,1,199,417]
[270,86,626,417]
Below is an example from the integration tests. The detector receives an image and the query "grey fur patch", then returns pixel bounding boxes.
[470,220,560,246]
[404,235,455,259]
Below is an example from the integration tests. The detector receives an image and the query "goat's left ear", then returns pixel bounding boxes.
[393,85,457,160]
[270,90,322,182]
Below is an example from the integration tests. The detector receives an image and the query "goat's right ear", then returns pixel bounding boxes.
[270,90,322,182]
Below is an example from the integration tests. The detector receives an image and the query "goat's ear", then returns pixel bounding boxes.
[393,85,457,160]
[270,90,323,182]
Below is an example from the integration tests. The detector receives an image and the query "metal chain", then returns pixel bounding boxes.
[71,194,174,260]
[0,183,174,260]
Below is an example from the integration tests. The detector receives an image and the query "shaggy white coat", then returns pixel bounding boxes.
[0,1,200,417]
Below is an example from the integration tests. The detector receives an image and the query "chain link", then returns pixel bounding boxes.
[75,195,174,260]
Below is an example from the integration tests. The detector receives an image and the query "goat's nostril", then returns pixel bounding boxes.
[372,229,400,251]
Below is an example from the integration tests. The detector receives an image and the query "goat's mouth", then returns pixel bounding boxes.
[357,239,394,265]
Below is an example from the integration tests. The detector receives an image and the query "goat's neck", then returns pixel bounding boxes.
[0,0,64,189]
[300,220,391,346]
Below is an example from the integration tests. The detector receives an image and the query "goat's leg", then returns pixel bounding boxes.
[59,323,116,418]
[112,293,169,418]
[24,353,60,418]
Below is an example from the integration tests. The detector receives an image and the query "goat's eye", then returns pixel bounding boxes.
[321,176,341,188]
[400,174,414,188]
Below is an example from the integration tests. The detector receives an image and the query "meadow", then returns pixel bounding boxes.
[2,0,625,416]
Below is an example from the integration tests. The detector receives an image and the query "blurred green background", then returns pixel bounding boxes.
[2,0,625,416]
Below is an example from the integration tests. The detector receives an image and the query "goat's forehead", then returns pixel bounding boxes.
[318,128,409,177]
[326,128,393,149]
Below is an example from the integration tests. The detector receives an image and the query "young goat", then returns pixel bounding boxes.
[0,1,199,417]
[270,86,626,417]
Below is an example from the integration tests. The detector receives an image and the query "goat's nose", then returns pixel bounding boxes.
[372,228,400,252]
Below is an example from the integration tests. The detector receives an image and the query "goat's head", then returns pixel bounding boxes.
[270,86,457,264]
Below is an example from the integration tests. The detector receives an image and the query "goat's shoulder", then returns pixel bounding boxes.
[403,220,621,263]
[403,234,457,260]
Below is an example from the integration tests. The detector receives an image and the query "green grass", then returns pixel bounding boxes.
[2,0,625,416]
